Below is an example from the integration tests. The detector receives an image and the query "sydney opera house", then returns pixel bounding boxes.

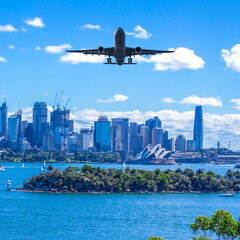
[137,144,178,165]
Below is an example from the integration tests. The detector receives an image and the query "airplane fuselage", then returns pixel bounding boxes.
[114,27,126,65]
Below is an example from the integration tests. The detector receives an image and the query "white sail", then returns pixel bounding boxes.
[22,163,24,168]
[123,162,126,168]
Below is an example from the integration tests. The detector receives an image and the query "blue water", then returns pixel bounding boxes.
[0,163,239,240]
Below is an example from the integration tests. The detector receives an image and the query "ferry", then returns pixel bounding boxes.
[0,165,6,171]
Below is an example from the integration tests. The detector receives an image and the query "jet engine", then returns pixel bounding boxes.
[98,46,104,54]
[136,46,142,54]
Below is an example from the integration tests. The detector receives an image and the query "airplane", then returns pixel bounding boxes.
[66,27,175,65]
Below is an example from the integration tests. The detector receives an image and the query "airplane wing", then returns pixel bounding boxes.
[66,47,114,56]
[125,47,175,56]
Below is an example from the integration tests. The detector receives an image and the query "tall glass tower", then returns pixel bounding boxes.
[193,105,203,150]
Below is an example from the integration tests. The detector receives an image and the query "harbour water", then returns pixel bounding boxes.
[0,163,239,240]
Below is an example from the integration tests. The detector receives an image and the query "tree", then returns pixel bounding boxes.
[191,210,239,240]
[148,237,165,240]
[190,216,211,238]
[210,209,238,239]
[47,165,53,173]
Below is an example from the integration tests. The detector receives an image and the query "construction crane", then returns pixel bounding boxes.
[57,90,63,108]
[52,92,58,110]
[63,98,70,110]
[228,141,231,149]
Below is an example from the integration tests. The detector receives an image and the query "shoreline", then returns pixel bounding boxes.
[16,189,237,194]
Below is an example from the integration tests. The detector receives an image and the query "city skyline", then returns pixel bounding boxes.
[1,0,240,149]
[1,99,239,150]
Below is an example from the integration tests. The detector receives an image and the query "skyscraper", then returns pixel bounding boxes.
[33,102,48,148]
[193,105,203,150]
[175,135,187,152]
[111,118,129,152]
[163,130,169,150]
[140,125,149,148]
[8,110,22,142]
[0,102,8,140]
[94,116,111,152]
[133,135,143,156]
[129,122,138,153]
[145,116,161,145]
[152,127,163,148]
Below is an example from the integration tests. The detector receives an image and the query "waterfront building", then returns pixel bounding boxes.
[42,132,55,152]
[163,130,169,150]
[8,110,22,142]
[21,121,28,137]
[33,102,48,148]
[140,125,149,148]
[187,140,195,151]
[18,137,31,152]
[193,105,203,150]
[94,116,111,152]
[168,138,175,151]
[146,116,161,145]
[112,124,121,152]
[133,134,143,156]
[175,135,187,152]
[129,122,138,153]
[82,132,93,150]
[152,127,163,148]
[0,102,8,140]
[111,118,129,153]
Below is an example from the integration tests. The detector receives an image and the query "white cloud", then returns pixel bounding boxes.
[126,25,152,39]
[80,24,101,30]
[60,52,105,64]
[45,44,72,54]
[42,92,48,97]
[24,17,45,27]
[0,57,7,62]
[21,26,27,32]
[221,44,240,72]
[0,24,17,32]
[230,99,240,110]
[180,95,222,107]
[8,45,15,50]
[135,47,205,71]
[162,97,175,103]
[97,94,128,103]
[0,94,5,98]
[35,46,41,50]
[73,106,78,110]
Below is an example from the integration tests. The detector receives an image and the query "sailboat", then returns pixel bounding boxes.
[122,162,126,168]
[220,176,234,197]
[0,164,6,171]
[41,161,46,171]
[22,163,25,168]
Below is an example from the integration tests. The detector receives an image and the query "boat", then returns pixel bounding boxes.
[234,164,240,169]
[0,165,6,171]
[7,180,11,191]
[122,162,126,168]
[220,176,234,197]
[22,163,25,168]
[220,192,234,197]
[41,161,46,171]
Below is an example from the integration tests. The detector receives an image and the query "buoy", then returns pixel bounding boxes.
[7,180,11,191]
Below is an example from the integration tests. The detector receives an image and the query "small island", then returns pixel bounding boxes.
[21,165,240,193]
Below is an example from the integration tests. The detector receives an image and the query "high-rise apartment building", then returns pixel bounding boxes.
[33,102,48,148]
[129,122,138,153]
[163,130,169,150]
[168,138,175,151]
[152,127,163,148]
[94,116,111,152]
[111,118,129,152]
[133,134,143,156]
[193,105,203,150]
[146,116,161,145]
[175,135,187,152]
[0,102,8,140]
[140,125,149,148]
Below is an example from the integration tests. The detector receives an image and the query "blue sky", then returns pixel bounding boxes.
[1,0,240,149]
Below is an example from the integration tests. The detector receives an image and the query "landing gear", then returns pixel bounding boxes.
[128,57,133,64]
[107,57,112,64]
